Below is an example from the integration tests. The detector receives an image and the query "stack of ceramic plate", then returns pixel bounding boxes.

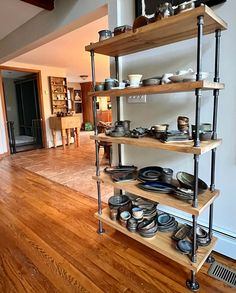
[189,226,211,246]
[137,218,158,238]
[176,171,208,194]
[138,166,163,182]
[174,187,194,201]
[137,181,176,194]
[131,197,157,220]
[157,213,178,232]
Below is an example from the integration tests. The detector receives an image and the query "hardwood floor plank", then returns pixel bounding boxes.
[0,148,235,293]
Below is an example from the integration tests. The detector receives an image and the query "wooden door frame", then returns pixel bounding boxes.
[0,65,47,149]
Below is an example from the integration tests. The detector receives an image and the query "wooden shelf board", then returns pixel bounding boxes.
[93,172,219,216]
[95,208,217,272]
[90,133,222,155]
[85,6,227,57]
[88,81,224,97]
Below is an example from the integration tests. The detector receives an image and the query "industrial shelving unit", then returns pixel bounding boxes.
[86,5,227,291]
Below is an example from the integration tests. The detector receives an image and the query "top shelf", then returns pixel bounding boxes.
[85,6,227,57]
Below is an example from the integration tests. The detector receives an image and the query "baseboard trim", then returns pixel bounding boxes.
[0,152,9,159]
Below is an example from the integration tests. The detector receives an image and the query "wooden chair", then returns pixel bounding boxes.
[97,123,112,166]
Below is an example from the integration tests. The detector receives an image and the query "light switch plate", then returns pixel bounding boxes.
[127,95,146,103]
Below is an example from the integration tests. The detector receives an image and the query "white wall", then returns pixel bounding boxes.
[0,93,7,154]
[118,1,235,258]
[3,78,20,136]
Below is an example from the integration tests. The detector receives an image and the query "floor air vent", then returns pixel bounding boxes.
[208,261,236,288]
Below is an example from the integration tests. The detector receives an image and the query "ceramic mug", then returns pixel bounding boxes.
[98,30,112,41]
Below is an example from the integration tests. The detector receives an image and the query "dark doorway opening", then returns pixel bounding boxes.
[2,70,43,153]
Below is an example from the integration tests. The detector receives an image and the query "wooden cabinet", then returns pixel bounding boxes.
[49,76,68,114]
[80,82,94,125]
[86,5,227,291]
[96,110,112,123]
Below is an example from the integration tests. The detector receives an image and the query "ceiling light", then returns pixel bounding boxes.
[80,75,88,80]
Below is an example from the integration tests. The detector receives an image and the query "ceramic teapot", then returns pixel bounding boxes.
[115,120,131,133]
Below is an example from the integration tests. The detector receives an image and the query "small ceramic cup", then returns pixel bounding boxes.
[201,123,212,131]
[109,208,118,221]
[132,207,143,219]
[98,30,112,41]
[120,211,131,221]
[128,74,142,87]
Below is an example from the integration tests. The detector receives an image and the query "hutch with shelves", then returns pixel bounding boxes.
[85,5,227,291]
[49,76,68,114]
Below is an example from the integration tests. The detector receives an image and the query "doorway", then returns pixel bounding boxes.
[1,68,45,154]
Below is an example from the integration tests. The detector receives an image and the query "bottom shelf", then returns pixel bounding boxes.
[95,208,217,272]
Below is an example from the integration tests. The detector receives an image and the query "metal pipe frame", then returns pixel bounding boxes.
[115,56,122,166]
[191,215,198,263]
[186,271,200,292]
[90,50,104,234]
[187,15,204,291]
[194,15,204,148]
[208,29,222,240]
[193,154,199,208]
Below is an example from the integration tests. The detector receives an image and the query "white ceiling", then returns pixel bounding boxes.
[0,0,110,83]
[0,0,43,40]
[10,16,110,82]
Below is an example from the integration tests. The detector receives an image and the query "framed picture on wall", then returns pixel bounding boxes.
[135,0,227,18]
[74,90,82,101]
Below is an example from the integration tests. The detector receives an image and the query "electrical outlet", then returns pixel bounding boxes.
[127,95,146,103]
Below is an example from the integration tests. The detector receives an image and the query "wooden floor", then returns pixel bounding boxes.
[4,131,113,202]
[0,159,235,292]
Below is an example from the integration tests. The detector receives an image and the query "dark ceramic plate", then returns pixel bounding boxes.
[176,172,208,193]
[104,165,137,174]
[138,166,163,181]
[137,181,176,194]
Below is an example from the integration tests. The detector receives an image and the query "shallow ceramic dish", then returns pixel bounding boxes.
[142,78,161,86]
[176,172,208,194]
[104,165,137,174]
[169,72,209,82]
[177,239,193,254]
[157,213,172,226]
[172,224,192,241]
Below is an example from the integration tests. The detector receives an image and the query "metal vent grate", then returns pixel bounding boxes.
[208,261,236,288]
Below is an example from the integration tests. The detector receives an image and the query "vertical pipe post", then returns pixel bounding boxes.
[194,15,204,147]
[90,50,104,234]
[193,15,204,209]
[186,271,200,292]
[191,215,198,263]
[115,56,122,166]
[209,30,221,241]
[193,155,199,208]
